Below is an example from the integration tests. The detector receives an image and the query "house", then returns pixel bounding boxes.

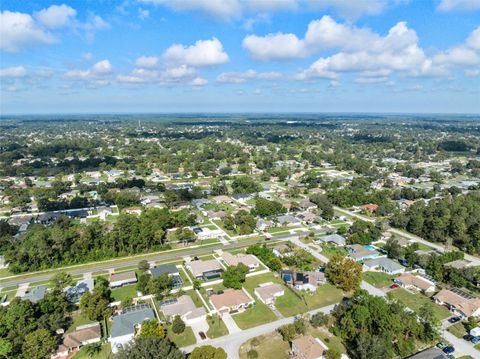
[256,219,273,231]
[160,295,206,325]
[298,199,316,211]
[276,215,301,226]
[150,264,183,288]
[254,282,284,305]
[359,203,379,212]
[109,271,137,288]
[395,273,436,293]
[211,195,231,204]
[291,334,327,359]
[347,244,380,262]
[195,227,224,240]
[281,270,294,285]
[316,234,346,247]
[185,259,224,280]
[407,347,447,359]
[273,244,290,257]
[209,288,255,313]
[37,212,61,225]
[444,259,472,270]
[232,193,252,202]
[433,288,480,318]
[64,279,94,303]
[123,207,142,215]
[23,285,47,303]
[109,304,155,353]
[363,257,405,275]
[51,322,101,359]
[221,252,260,271]
[207,210,227,220]
[293,271,326,292]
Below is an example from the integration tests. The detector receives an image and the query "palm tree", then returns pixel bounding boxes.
[84,342,102,358]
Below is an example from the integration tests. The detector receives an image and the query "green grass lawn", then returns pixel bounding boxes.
[239,332,289,359]
[302,283,344,310]
[233,302,277,329]
[167,325,196,348]
[111,285,137,303]
[308,325,346,354]
[206,315,229,338]
[448,322,467,338]
[387,288,451,321]
[72,343,111,359]
[415,242,435,251]
[268,225,298,234]
[67,312,97,333]
[363,272,397,288]
[319,243,348,259]
[0,268,13,278]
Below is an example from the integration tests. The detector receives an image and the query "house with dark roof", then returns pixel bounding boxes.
[150,264,183,288]
[109,304,155,353]
[23,285,47,303]
[316,234,346,246]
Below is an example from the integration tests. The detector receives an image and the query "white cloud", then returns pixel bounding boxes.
[164,64,196,78]
[465,68,480,76]
[138,8,150,19]
[163,38,229,66]
[135,56,160,68]
[64,60,112,80]
[243,15,377,60]
[0,66,27,77]
[139,0,242,19]
[83,52,93,61]
[432,26,480,67]
[437,0,480,12]
[217,69,281,83]
[0,11,56,52]
[306,0,387,19]
[34,4,77,28]
[190,77,208,86]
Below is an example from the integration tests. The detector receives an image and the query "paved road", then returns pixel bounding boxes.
[0,239,266,288]
[182,304,337,359]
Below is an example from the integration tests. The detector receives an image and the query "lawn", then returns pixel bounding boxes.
[206,315,229,338]
[233,302,277,329]
[67,312,97,333]
[72,343,111,359]
[307,325,346,354]
[184,290,207,309]
[363,272,397,288]
[302,283,344,310]
[268,225,298,234]
[239,331,289,359]
[387,288,451,321]
[167,325,196,348]
[111,285,138,303]
[448,322,467,338]
[319,243,348,259]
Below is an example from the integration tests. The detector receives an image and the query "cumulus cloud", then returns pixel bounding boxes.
[139,0,242,19]
[64,60,112,81]
[0,11,56,52]
[0,66,27,77]
[190,77,208,86]
[306,0,387,19]
[432,26,480,67]
[135,56,160,68]
[163,38,229,66]
[243,15,377,60]
[217,69,281,83]
[437,0,480,12]
[34,4,77,28]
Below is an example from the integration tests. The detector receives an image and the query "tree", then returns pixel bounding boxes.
[140,320,166,338]
[172,315,185,334]
[114,336,184,359]
[138,260,150,271]
[193,279,202,290]
[277,324,296,342]
[348,220,381,245]
[137,273,151,294]
[83,343,102,358]
[80,278,112,321]
[0,339,12,359]
[252,197,286,217]
[190,345,227,359]
[310,194,334,221]
[293,318,306,335]
[50,272,73,290]
[325,255,362,291]
[21,329,56,359]
[222,263,249,289]
[310,312,330,327]
[384,238,403,259]
[146,273,173,298]
[325,347,342,359]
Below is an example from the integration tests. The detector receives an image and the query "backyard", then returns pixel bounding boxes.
[238,331,289,359]
[387,288,451,321]
[362,272,397,288]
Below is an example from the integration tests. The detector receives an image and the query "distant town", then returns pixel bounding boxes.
[0,115,479,359]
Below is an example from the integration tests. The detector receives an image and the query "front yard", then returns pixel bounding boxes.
[239,331,289,359]
[387,288,451,321]
[233,301,277,329]
[167,325,196,348]
[206,315,229,338]
[111,284,137,303]
[302,283,344,310]
[363,271,397,288]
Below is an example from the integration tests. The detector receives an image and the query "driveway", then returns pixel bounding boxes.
[190,317,210,342]
[222,312,241,334]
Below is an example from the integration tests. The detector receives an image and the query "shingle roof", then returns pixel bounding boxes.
[150,264,179,278]
[110,304,155,338]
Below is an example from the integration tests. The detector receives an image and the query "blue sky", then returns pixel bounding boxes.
[0,0,479,114]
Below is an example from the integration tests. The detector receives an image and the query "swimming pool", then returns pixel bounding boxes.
[363,244,377,251]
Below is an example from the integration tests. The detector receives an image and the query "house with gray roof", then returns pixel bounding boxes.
[64,278,94,303]
[316,234,346,246]
[23,286,47,303]
[109,304,155,353]
[150,264,183,288]
[363,257,405,275]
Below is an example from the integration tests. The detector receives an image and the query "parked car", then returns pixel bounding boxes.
[448,316,461,324]
[471,336,480,344]
[390,283,399,289]
[464,334,473,341]
[443,346,455,354]
[436,342,448,349]
[199,331,206,340]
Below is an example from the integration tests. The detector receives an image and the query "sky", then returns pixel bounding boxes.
[0,0,479,115]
